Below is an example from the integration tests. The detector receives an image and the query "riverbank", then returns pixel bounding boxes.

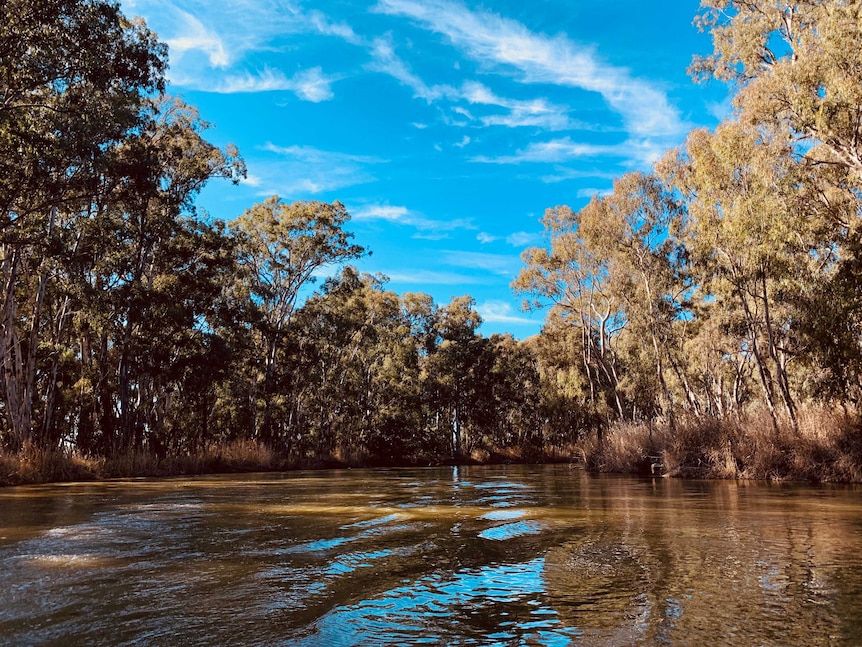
[3,407,861,486]
[0,440,287,487]
[583,407,862,483]
[0,441,578,487]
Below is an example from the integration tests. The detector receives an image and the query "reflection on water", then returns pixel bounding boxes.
[0,466,861,645]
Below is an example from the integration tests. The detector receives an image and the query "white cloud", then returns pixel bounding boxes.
[472,137,622,164]
[505,231,541,247]
[262,143,384,165]
[477,300,538,326]
[383,270,482,285]
[290,67,337,102]
[122,0,364,90]
[352,205,412,222]
[240,173,263,187]
[211,67,337,100]
[366,38,456,102]
[247,143,385,196]
[306,9,363,45]
[460,81,572,130]
[364,45,578,132]
[477,232,498,244]
[164,7,229,67]
[442,250,519,276]
[577,187,613,199]
[375,0,687,163]
[352,203,474,238]
[538,167,619,184]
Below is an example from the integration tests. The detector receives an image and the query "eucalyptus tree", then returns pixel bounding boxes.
[0,0,166,449]
[693,0,862,180]
[70,97,244,454]
[0,0,167,233]
[513,205,627,422]
[422,295,484,456]
[692,0,862,410]
[529,312,598,444]
[230,198,364,444]
[578,172,694,425]
[660,121,832,430]
[479,334,544,456]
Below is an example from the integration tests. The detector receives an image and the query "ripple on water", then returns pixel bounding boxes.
[323,548,394,577]
[291,558,581,645]
[290,536,357,553]
[543,539,653,642]
[480,509,526,521]
[340,513,404,530]
[479,521,543,541]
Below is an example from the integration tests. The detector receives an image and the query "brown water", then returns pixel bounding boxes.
[0,465,861,646]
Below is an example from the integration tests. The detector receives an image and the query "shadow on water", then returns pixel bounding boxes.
[0,465,861,645]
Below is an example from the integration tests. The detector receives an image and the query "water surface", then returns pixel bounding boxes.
[1,465,860,645]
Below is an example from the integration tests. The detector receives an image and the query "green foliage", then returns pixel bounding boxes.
[9,0,862,480]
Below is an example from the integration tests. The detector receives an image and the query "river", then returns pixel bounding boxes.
[0,465,860,645]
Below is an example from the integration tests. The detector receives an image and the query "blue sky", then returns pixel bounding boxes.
[121,0,728,338]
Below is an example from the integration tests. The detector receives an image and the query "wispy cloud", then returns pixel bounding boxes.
[477,232,498,244]
[442,250,520,276]
[212,67,337,101]
[306,9,363,45]
[460,81,572,130]
[286,67,338,102]
[538,166,619,184]
[247,143,385,196]
[477,300,539,326]
[383,269,482,285]
[505,231,541,247]
[365,37,577,133]
[472,137,622,164]
[262,143,384,165]
[577,187,613,199]
[240,173,263,187]
[164,7,229,67]
[366,38,455,102]
[375,0,686,163]
[122,0,363,92]
[352,203,475,239]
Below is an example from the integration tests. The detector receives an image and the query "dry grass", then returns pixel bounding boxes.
[581,405,862,483]
[0,444,101,486]
[5,407,862,485]
[0,439,281,486]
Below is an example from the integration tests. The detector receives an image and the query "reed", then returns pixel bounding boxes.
[582,405,862,482]
[0,439,281,486]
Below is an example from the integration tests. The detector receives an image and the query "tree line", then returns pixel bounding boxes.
[515,0,862,477]
[0,0,583,467]
[4,0,862,476]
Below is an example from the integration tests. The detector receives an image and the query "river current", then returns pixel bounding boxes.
[1,465,860,645]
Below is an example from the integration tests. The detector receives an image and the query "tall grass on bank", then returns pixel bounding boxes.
[0,440,279,487]
[581,405,862,482]
[4,407,862,485]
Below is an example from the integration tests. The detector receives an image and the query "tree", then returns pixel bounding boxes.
[514,205,628,425]
[0,0,166,234]
[230,198,364,444]
[693,0,862,181]
[659,121,830,430]
[0,0,167,449]
[61,97,244,454]
[578,172,693,426]
[423,296,483,457]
